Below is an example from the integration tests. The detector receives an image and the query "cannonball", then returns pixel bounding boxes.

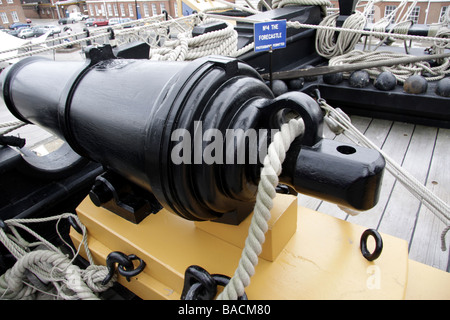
[374,71,397,91]
[271,79,288,96]
[403,75,428,94]
[323,72,344,85]
[349,70,370,88]
[435,78,450,97]
[288,77,305,90]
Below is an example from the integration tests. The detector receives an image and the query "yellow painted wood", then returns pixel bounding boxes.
[405,259,450,300]
[194,194,298,262]
[71,193,449,300]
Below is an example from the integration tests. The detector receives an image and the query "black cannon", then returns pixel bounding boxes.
[0,45,385,225]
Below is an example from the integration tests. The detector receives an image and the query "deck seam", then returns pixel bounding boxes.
[408,127,439,252]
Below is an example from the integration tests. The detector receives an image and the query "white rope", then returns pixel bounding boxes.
[0,15,166,57]
[150,17,239,61]
[0,15,179,64]
[217,117,304,300]
[315,11,367,58]
[0,121,26,129]
[287,20,450,45]
[0,213,115,300]
[0,121,27,136]
[2,11,449,64]
[215,0,260,14]
[328,50,450,83]
[319,99,450,251]
[273,0,331,15]
[428,27,450,55]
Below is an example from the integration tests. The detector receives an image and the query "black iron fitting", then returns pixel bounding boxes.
[181,265,247,300]
[0,46,385,225]
[102,251,146,285]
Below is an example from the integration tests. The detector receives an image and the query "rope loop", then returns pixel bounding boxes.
[0,213,114,300]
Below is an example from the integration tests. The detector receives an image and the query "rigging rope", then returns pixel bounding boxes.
[0,213,115,300]
[287,19,450,46]
[319,99,450,251]
[315,11,366,58]
[1,9,450,64]
[149,17,239,60]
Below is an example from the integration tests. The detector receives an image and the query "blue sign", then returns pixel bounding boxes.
[254,20,287,52]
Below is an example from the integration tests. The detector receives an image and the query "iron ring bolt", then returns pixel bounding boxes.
[212,274,248,300]
[117,254,146,281]
[360,229,383,261]
[102,251,146,285]
[181,265,248,300]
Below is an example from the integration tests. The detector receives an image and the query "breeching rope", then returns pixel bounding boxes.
[218,99,450,300]
[149,17,242,61]
[0,213,114,300]
[218,117,305,300]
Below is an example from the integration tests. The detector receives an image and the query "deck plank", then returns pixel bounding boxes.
[346,121,415,229]
[409,128,450,271]
[377,125,438,247]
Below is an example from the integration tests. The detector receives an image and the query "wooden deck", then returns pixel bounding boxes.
[299,115,450,272]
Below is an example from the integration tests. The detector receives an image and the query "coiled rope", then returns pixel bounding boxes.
[149,17,239,61]
[315,11,367,58]
[329,50,450,82]
[366,0,417,50]
[217,117,304,300]
[0,213,115,300]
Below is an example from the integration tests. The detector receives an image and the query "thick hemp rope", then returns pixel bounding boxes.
[149,17,239,61]
[315,11,367,58]
[217,117,304,300]
[0,213,115,300]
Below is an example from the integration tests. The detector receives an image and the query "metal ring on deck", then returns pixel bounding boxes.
[360,229,383,261]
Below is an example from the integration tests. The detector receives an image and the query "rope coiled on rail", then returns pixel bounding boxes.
[149,17,239,61]
[315,11,367,58]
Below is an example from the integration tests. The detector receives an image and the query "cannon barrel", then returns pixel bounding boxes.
[0,45,385,224]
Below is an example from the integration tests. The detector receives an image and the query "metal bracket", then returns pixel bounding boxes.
[89,170,162,224]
